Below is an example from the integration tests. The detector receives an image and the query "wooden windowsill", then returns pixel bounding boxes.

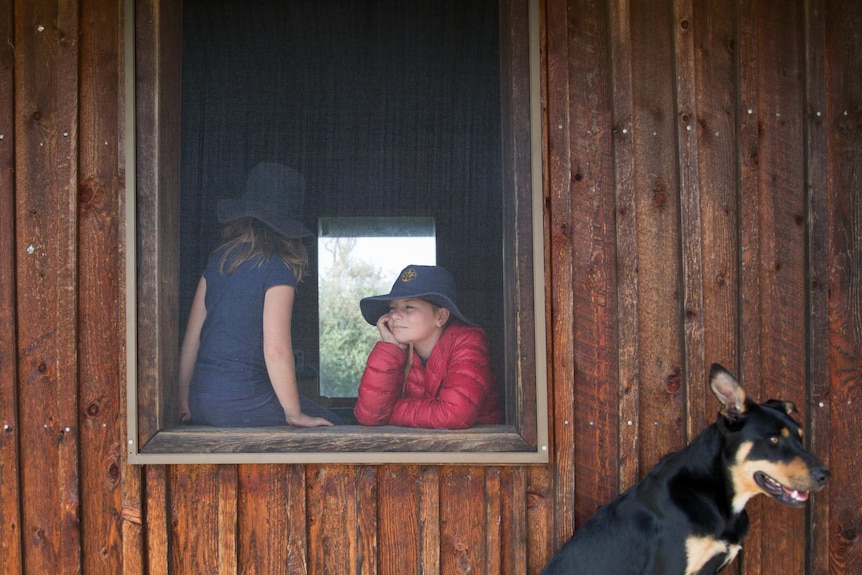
[129,423,547,465]
[142,424,529,453]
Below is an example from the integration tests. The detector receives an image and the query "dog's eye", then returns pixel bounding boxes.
[769,436,780,445]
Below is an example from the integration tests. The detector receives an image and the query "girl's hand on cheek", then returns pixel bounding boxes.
[377,313,407,349]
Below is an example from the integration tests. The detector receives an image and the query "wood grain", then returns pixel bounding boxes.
[0,0,22,569]
[14,0,81,571]
[803,1,831,574]
[1,2,860,575]
[141,425,534,455]
[377,465,421,574]
[78,0,125,572]
[439,467,487,574]
[169,465,220,573]
[739,1,809,572]
[687,0,739,431]
[825,1,862,573]
[630,0,686,476]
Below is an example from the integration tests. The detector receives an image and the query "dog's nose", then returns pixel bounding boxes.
[812,468,830,487]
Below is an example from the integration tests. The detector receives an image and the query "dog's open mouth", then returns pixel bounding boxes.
[754,472,809,505]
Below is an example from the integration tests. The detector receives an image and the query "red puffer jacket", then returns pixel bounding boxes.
[353,322,502,429]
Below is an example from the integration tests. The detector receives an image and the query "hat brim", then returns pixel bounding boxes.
[217,199,314,239]
[360,292,473,326]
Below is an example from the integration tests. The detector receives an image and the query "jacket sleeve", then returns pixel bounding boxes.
[388,327,495,429]
[353,342,408,426]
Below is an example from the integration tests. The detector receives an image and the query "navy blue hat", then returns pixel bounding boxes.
[360,265,474,326]
[217,162,314,239]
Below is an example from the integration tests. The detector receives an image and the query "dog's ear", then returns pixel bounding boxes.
[709,363,748,421]
[764,399,798,415]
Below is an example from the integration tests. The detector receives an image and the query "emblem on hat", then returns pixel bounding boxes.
[400,268,417,282]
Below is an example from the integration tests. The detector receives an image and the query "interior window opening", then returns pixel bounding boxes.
[316,216,436,401]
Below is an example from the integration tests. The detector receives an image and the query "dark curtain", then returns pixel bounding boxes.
[180,0,503,390]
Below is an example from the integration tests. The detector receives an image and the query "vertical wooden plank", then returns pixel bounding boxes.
[134,0,182,444]
[239,464,290,575]
[355,466,378,575]
[735,2,765,569]
[748,3,807,402]
[499,0,540,446]
[685,7,743,570]
[803,1,831,574]
[672,0,708,439]
[128,3,180,574]
[77,0,124,572]
[419,466,441,575]
[562,0,623,537]
[526,466,552,575]
[284,465,309,575]
[740,1,809,573]
[629,0,685,471]
[0,0,23,568]
[689,0,741,427]
[740,19,811,561]
[736,0,762,401]
[14,0,81,571]
[0,0,22,571]
[169,466,220,573]
[608,0,641,493]
[119,457,144,575]
[499,467,527,575]
[377,465,420,575]
[824,1,862,573]
[144,466,169,575]
[307,466,360,574]
[682,1,743,563]
[485,468,502,575]
[132,0,158,447]
[439,467,487,574]
[237,464,366,575]
[535,2,554,566]
[543,0,575,554]
[217,466,237,575]
[528,0,555,567]
[55,2,82,567]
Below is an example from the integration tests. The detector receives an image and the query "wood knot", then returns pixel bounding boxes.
[665,368,682,394]
[78,177,102,207]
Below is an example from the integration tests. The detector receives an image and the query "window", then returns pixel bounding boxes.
[317,217,436,405]
[126,0,547,464]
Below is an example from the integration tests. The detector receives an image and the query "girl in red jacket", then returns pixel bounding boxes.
[353,265,502,429]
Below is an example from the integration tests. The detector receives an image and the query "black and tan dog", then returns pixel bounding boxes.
[541,363,830,575]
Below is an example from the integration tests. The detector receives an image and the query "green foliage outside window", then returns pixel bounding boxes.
[318,238,388,397]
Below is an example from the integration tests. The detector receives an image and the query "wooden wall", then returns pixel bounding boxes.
[0,0,860,574]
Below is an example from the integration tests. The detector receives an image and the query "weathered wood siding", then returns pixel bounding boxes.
[0,0,860,574]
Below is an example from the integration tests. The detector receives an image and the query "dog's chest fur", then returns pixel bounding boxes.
[636,433,749,575]
[684,535,741,575]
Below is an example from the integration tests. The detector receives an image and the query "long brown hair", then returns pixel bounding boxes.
[217,217,308,281]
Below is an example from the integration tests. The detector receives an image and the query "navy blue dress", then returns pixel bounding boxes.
[188,248,341,426]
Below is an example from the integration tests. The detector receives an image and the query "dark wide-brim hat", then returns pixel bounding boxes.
[360,265,474,326]
[217,162,315,239]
